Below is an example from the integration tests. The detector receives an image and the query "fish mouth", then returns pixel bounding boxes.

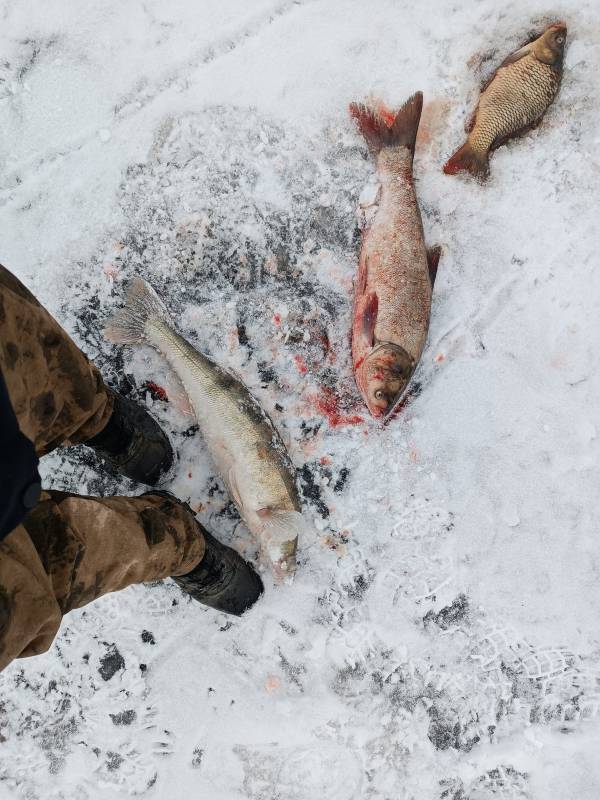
[361,342,415,421]
[381,382,412,424]
[548,21,567,32]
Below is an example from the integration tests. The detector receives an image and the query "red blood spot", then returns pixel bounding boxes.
[145,381,168,402]
[313,388,363,428]
[188,472,193,479]
[372,373,384,381]
[375,101,397,127]
[293,355,308,375]
[435,353,445,363]
[320,455,332,465]
[273,313,281,326]
[354,356,365,371]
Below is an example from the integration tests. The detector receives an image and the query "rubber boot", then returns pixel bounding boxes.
[174,530,264,616]
[86,389,174,485]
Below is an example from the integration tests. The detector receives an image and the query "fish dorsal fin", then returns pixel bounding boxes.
[361,292,379,347]
[499,43,532,69]
[465,105,478,133]
[427,245,442,285]
[496,43,531,72]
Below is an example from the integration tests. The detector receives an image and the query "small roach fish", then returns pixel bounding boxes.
[444,22,567,180]
[350,92,441,420]
[106,278,311,582]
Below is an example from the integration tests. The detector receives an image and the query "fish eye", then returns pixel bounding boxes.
[556,35,564,43]
[374,389,384,400]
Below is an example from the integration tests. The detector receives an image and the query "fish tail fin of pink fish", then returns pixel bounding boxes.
[444,140,490,180]
[349,91,423,158]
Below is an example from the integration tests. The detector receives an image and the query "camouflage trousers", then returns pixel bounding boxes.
[0,265,205,672]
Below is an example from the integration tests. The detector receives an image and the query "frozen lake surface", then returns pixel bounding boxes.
[1,1,599,797]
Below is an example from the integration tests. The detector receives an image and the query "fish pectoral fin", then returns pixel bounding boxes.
[258,509,305,548]
[357,254,369,296]
[465,104,479,133]
[257,508,306,579]
[228,467,244,511]
[163,369,195,416]
[427,245,442,286]
[361,291,379,348]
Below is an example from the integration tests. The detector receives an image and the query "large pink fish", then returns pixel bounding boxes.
[350,92,440,420]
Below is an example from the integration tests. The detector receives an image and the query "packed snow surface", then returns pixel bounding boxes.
[1,1,600,798]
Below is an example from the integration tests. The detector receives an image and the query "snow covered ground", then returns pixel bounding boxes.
[1,0,600,797]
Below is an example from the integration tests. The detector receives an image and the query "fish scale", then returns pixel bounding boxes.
[470,55,561,154]
[368,147,431,362]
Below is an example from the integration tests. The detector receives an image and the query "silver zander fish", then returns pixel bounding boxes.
[106,277,307,581]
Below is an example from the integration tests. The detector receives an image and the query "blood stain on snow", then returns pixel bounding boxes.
[435,353,445,363]
[273,313,282,326]
[312,388,364,428]
[293,354,308,375]
[265,675,282,693]
[145,381,169,401]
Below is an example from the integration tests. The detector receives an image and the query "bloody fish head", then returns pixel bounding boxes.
[357,343,414,419]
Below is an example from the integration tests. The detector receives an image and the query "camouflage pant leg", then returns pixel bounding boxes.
[0,264,113,455]
[0,492,205,672]
[0,265,205,672]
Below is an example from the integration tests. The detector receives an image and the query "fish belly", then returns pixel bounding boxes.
[151,323,294,513]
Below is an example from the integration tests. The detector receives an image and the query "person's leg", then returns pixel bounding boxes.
[0,267,262,674]
[0,264,113,454]
[0,491,205,672]
[0,264,172,482]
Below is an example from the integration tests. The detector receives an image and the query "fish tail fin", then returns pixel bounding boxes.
[443,140,489,180]
[104,277,174,344]
[259,508,310,584]
[349,91,423,158]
